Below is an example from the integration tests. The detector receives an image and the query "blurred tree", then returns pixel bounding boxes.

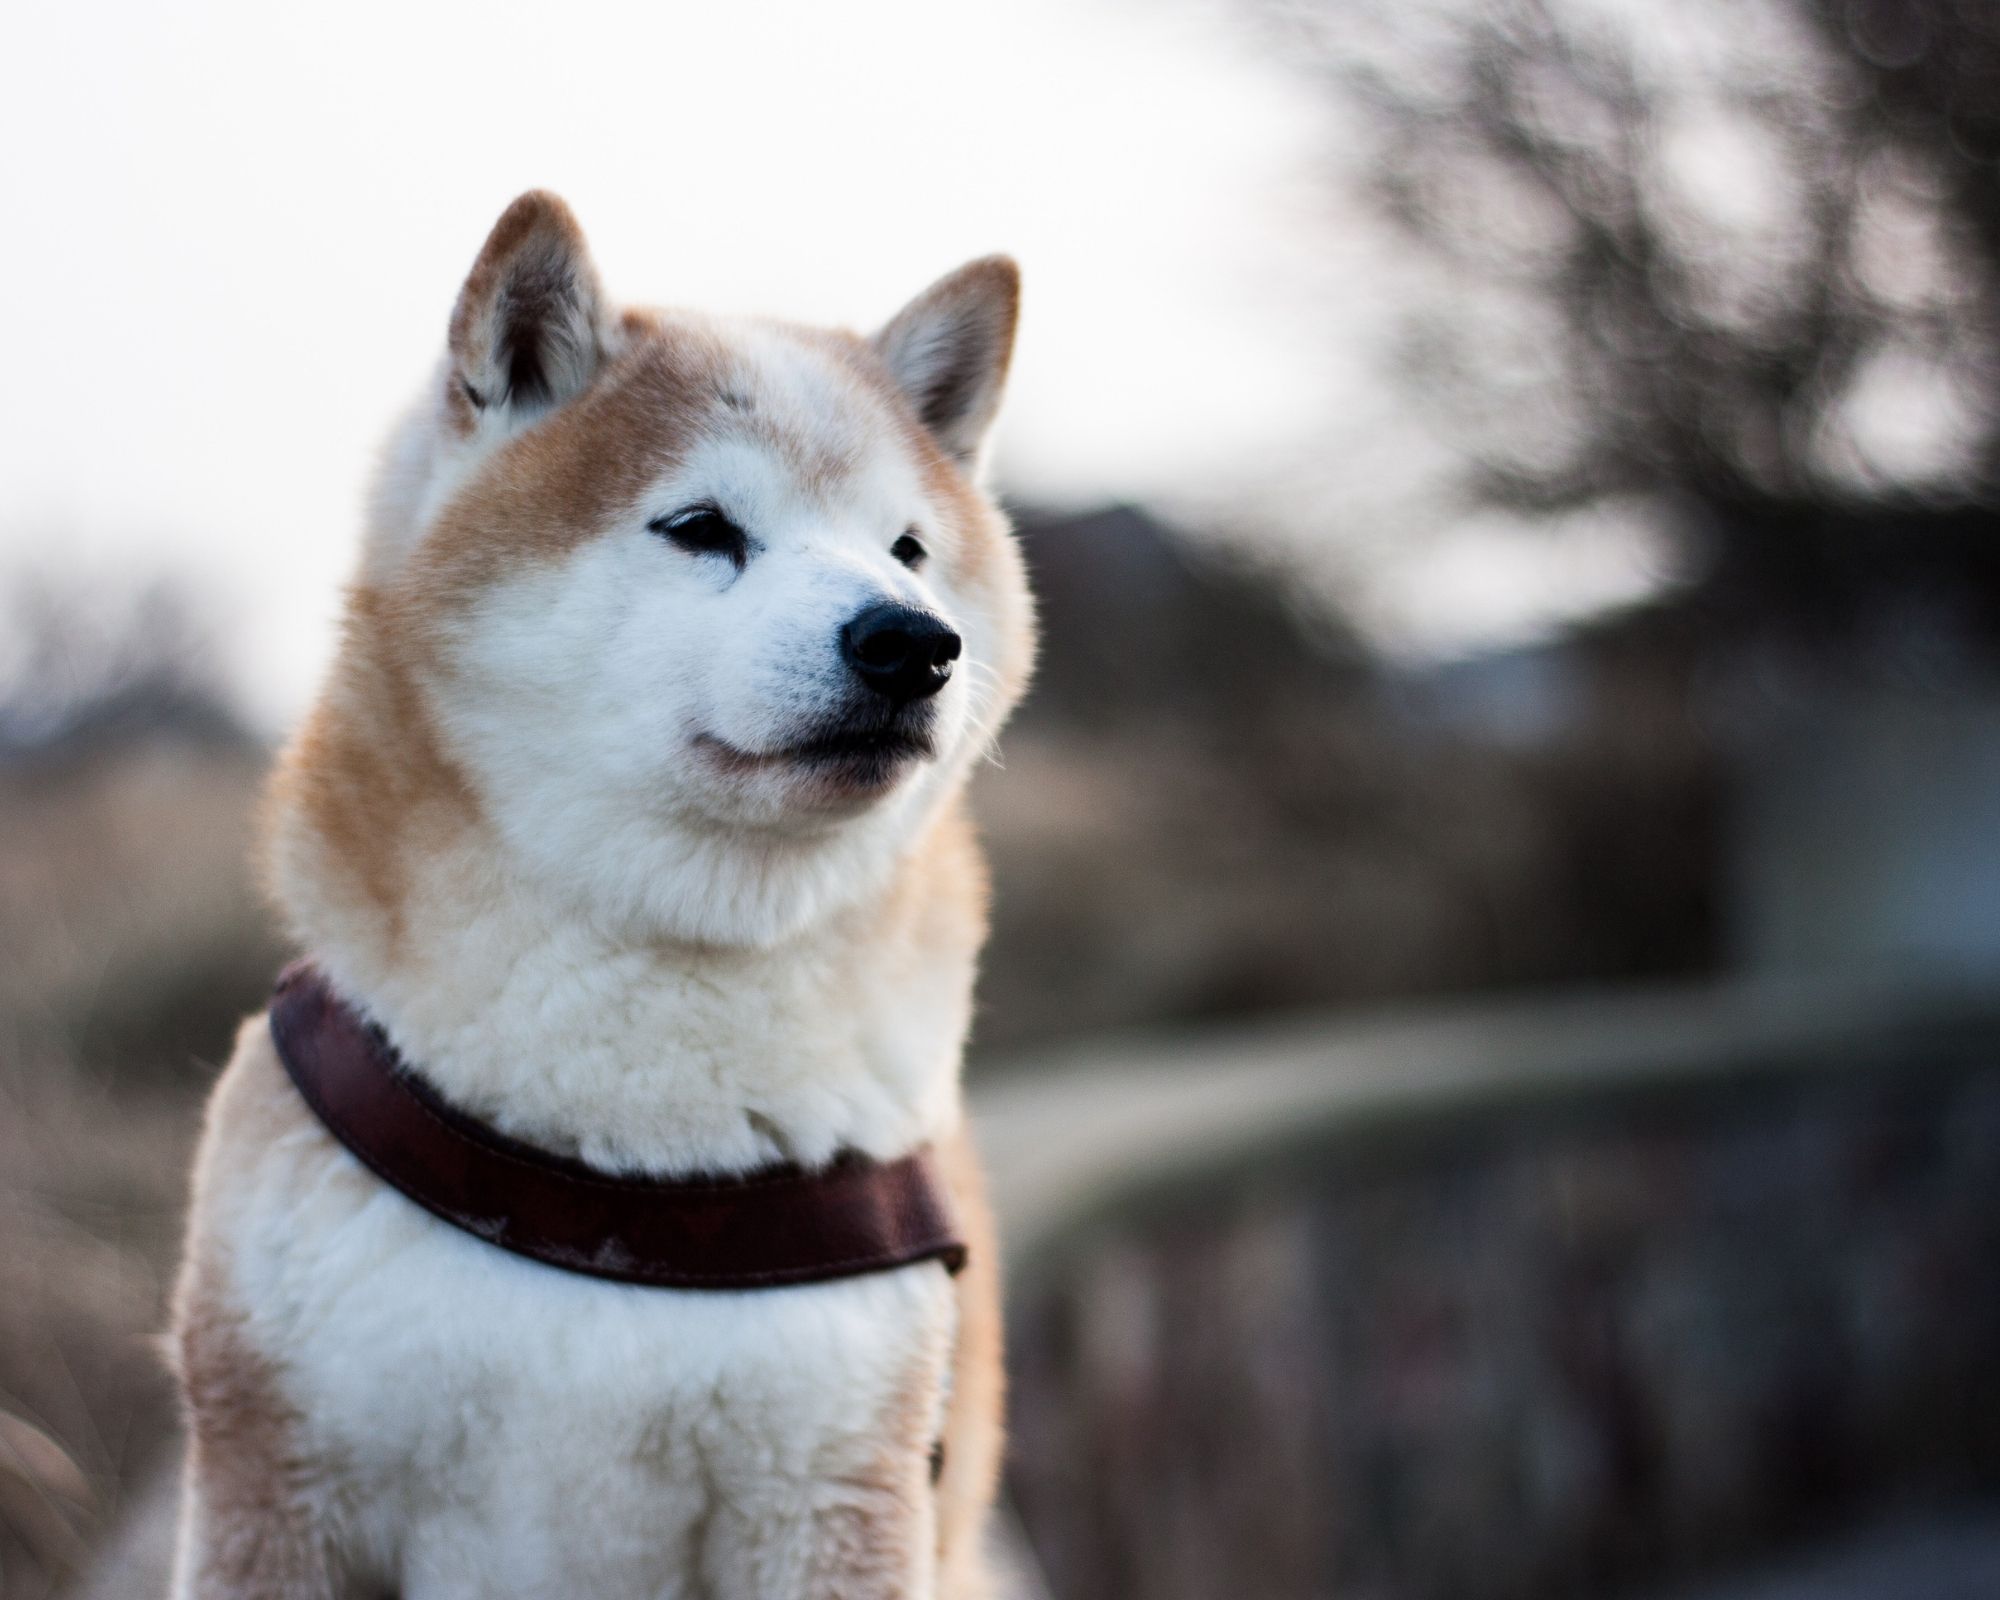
[1267,0,2000,651]
[0,570,246,759]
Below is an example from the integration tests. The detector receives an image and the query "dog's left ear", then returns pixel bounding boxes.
[447,190,609,432]
[872,256,1020,471]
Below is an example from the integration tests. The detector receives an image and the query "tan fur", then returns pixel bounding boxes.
[170,1024,350,1597]
[935,1123,1006,1600]
[179,195,1029,1599]
[865,809,1007,1597]
[263,590,478,953]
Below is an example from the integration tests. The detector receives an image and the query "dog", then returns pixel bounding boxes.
[168,191,1034,1599]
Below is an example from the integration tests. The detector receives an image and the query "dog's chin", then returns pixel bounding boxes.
[697,721,939,810]
[781,725,938,803]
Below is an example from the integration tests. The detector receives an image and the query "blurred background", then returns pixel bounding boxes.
[5,0,2000,1596]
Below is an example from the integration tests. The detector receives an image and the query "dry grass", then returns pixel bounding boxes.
[0,738,277,1600]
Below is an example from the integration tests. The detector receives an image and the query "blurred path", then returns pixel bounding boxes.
[1642,1513,2000,1600]
[974,968,2000,1285]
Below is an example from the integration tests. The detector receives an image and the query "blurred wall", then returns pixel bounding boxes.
[1735,692,2000,974]
[1007,1040,2000,1600]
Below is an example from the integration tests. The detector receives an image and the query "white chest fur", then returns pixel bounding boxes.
[195,821,981,1597]
[212,1057,959,1600]
[298,823,977,1181]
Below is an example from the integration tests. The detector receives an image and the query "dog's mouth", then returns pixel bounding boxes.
[697,716,938,790]
[782,724,937,766]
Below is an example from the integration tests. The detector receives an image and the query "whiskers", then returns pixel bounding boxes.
[956,660,1011,770]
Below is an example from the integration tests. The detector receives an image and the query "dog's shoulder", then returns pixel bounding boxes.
[175,1016,299,1342]
[191,1014,312,1179]
[167,1016,342,1593]
[179,1012,357,1245]
[171,1011,373,1355]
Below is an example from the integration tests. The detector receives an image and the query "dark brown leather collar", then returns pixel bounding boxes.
[268,962,967,1289]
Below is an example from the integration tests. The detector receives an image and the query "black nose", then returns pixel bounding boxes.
[841,603,961,702]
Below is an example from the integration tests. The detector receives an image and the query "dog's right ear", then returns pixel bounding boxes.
[446,191,609,435]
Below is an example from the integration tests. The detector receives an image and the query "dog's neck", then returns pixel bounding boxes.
[264,667,987,1179]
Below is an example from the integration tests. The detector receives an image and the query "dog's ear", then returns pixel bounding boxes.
[447,191,609,432]
[872,256,1019,470]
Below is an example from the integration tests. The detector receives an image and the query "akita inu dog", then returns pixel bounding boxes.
[168,192,1032,1599]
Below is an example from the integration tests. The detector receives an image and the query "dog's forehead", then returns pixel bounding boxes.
[621,313,914,497]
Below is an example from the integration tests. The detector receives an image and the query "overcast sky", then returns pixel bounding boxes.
[3,0,1683,730]
[0,0,1345,725]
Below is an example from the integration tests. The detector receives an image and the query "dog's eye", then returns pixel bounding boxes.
[891,530,927,569]
[650,505,749,569]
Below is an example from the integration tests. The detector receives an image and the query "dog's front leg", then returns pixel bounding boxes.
[699,1363,946,1600]
[700,1451,940,1600]
[170,1464,347,1600]
[169,1268,351,1600]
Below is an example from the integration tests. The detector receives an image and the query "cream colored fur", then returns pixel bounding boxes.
[169,191,1031,1599]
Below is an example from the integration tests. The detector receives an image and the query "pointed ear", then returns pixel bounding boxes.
[871,256,1020,468]
[447,191,608,430]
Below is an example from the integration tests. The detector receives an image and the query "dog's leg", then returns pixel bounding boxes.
[168,1269,348,1599]
[170,1468,343,1600]
[698,1345,948,1600]
[699,1450,939,1600]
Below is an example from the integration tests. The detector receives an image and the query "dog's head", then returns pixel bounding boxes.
[339,192,1034,945]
